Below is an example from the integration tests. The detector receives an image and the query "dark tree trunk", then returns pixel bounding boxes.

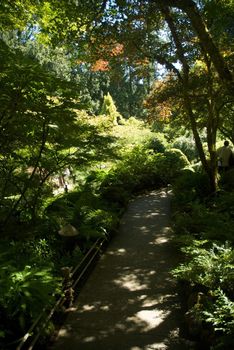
[162,4,218,192]
[153,0,234,90]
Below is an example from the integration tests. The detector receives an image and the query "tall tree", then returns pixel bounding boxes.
[1,0,233,192]
[151,0,233,90]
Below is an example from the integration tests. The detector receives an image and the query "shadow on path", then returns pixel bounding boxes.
[50,189,189,350]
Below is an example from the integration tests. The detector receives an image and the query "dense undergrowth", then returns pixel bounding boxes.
[1,115,233,350]
[0,120,189,349]
[171,169,234,350]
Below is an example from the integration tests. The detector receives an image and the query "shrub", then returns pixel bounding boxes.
[213,192,234,219]
[100,92,121,125]
[146,133,168,153]
[172,135,198,162]
[173,201,234,242]
[220,168,234,191]
[79,208,119,238]
[173,169,211,205]
[154,148,190,184]
[0,263,61,343]
[172,240,234,346]
[171,166,234,348]
[172,241,234,295]
[99,145,164,195]
[203,288,234,335]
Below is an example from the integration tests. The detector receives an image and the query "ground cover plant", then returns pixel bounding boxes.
[1,1,234,348]
[171,169,234,349]
[0,109,189,348]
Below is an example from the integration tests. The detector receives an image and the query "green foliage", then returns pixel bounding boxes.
[0,2,233,347]
[99,146,161,197]
[172,166,234,347]
[172,241,234,294]
[99,145,190,206]
[81,208,116,231]
[0,0,39,31]
[174,201,234,243]
[203,288,234,335]
[212,191,234,219]
[154,148,190,183]
[220,168,234,191]
[172,240,234,345]
[0,37,118,226]
[172,174,234,242]
[45,195,77,227]
[100,92,121,125]
[45,185,120,249]
[110,120,155,153]
[0,234,64,345]
[172,135,199,162]
[0,262,61,341]
[45,142,188,257]
[146,133,168,153]
[0,39,73,223]
[77,203,119,244]
[16,238,54,264]
[173,169,211,204]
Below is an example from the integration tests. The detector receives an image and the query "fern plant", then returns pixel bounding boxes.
[203,288,234,335]
[172,241,234,294]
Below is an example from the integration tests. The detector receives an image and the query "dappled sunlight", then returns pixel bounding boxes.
[79,303,110,313]
[142,295,162,308]
[148,211,160,216]
[127,309,171,332]
[52,190,185,350]
[83,336,96,343]
[114,272,148,291]
[153,236,169,244]
[107,248,127,256]
[81,304,96,312]
[139,226,150,232]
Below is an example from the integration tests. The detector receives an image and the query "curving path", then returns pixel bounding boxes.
[50,189,189,350]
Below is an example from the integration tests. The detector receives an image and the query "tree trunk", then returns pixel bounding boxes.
[128,65,134,115]
[206,58,219,193]
[162,4,217,192]
[153,0,234,90]
[3,121,48,227]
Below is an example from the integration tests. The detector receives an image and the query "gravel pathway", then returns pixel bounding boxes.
[50,188,189,350]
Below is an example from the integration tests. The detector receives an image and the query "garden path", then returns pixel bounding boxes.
[50,188,190,350]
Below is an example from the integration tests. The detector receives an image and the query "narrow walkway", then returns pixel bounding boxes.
[51,189,188,350]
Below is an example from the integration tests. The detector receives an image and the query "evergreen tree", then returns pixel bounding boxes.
[100,92,122,125]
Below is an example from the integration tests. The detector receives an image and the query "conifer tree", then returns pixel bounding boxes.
[100,92,123,125]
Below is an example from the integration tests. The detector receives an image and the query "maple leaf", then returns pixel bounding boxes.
[90,59,110,71]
